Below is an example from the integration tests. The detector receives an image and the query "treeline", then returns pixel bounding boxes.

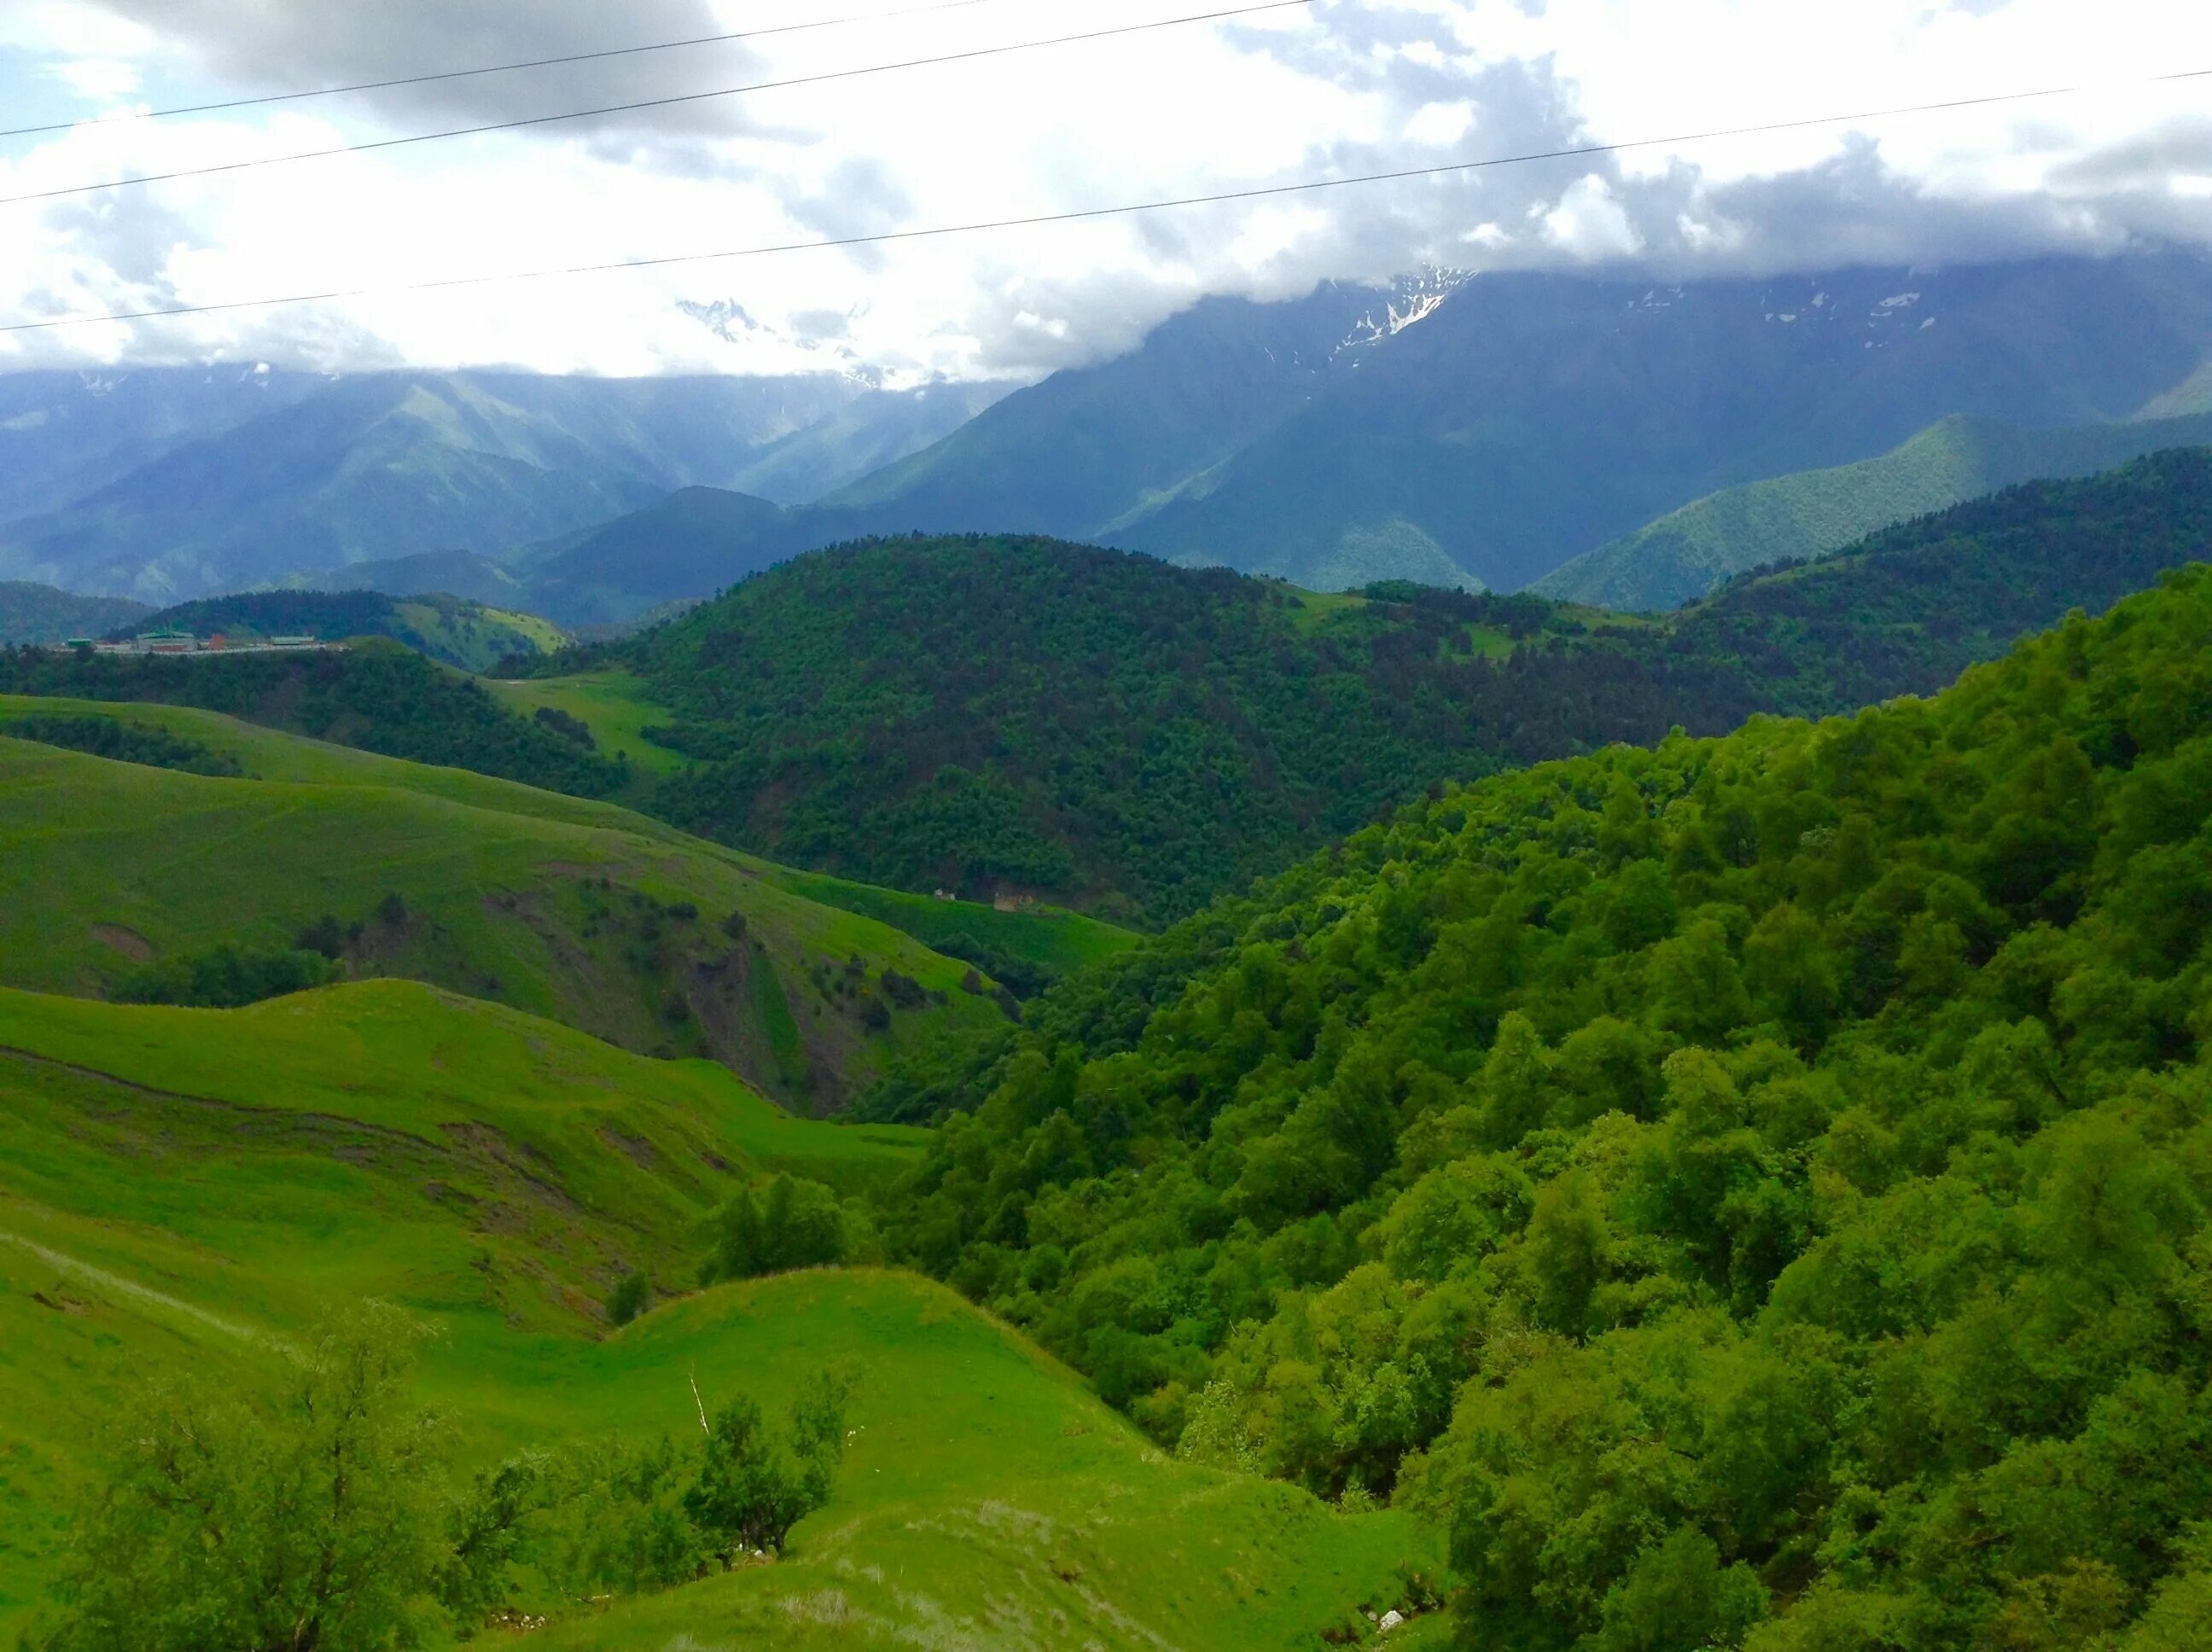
[865,561,2212,1649]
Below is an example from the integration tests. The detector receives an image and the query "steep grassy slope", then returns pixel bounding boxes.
[0,984,1434,1647]
[122,588,567,671]
[0,582,147,645]
[871,561,2212,1649]
[0,705,1006,1111]
[1535,413,2212,610]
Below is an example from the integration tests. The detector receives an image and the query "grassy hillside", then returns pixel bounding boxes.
[1535,413,2212,610]
[870,560,2212,1649]
[0,639,631,800]
[0,700,1008,1111]
[0,581,147,646]
[0,983,1434,1647]
[123,587,567,671]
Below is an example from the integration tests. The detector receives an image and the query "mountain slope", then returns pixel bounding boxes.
[0,370,986,605]
[0,701,1005,1109]
[818,284,1373,531]
[511,486,817,626]
[872,557,2212,1649]
[0,981,1433,1646]
[0,580,148,645]
[516,253,2212,609]
[1535,411,2212,609]
[1115,253,2212,589]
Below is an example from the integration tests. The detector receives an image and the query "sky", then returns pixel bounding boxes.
[0,0,2208,382]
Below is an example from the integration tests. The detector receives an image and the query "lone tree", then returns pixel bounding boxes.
[681,1371,854,1563]
[36,1303,447,1652]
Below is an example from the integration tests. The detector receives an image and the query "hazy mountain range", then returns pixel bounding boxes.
[5,251,2211,618]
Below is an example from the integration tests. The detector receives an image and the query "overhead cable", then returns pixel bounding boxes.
[0,0,1317,206]
[6,66,2207,335]
[0,0,1029,142]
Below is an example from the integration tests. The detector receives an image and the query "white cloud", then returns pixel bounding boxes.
[0,0,2207,379]
[48,56,139,99]
[1542,173,1640,260]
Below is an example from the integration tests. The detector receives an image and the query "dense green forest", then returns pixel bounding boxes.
[11,452,2209,929]
[865,561,2212,1649]
[0,641,629,798]
[527,450,2212,924]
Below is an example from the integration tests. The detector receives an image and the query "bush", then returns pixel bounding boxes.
[533,705,597,748]
[701,1177,851,1283]
[607,1272,651,1326]
[116,942,337,1008]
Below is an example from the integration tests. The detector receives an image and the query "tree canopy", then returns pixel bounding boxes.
[869,561,2212,1649]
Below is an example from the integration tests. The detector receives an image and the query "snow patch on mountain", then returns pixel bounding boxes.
[1336,267,1474,354]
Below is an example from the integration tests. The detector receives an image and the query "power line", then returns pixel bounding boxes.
[0,0,1316,207]
[0,0,1022,143]
[7,66,2208,337]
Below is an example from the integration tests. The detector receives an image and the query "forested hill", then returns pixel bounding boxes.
[869,561,2212,1651]
[542,448,2212,925]
[579,539,1627,923]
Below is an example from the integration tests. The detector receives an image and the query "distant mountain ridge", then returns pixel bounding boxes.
[0,369,992,604]
[1110,254,2212,589]
[1534,411,2212,609]
[9,252,2212,615]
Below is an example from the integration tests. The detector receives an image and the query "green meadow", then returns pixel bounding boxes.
[0,983,1435,1647]
[0,690,1121,1003]
[483,668,690,777]
[0,698,1101,1109]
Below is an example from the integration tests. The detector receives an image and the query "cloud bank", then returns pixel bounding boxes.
[0,0,2206,381]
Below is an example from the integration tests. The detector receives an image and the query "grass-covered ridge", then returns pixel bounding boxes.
[873,561,2212,1649]
[0,983,1433,1648]
[0,696,1010,1111]
[1534,415,2212,611]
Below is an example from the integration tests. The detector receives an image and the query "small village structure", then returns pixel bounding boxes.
[56,627,342,657]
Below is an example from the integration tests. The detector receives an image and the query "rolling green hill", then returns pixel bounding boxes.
[0,698,1009,1111]
[0,640,632,800]
[0,981,1435,1646]
[870,558,2212,1649]
[121,588,568,671]
[1535,412,2212,610]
